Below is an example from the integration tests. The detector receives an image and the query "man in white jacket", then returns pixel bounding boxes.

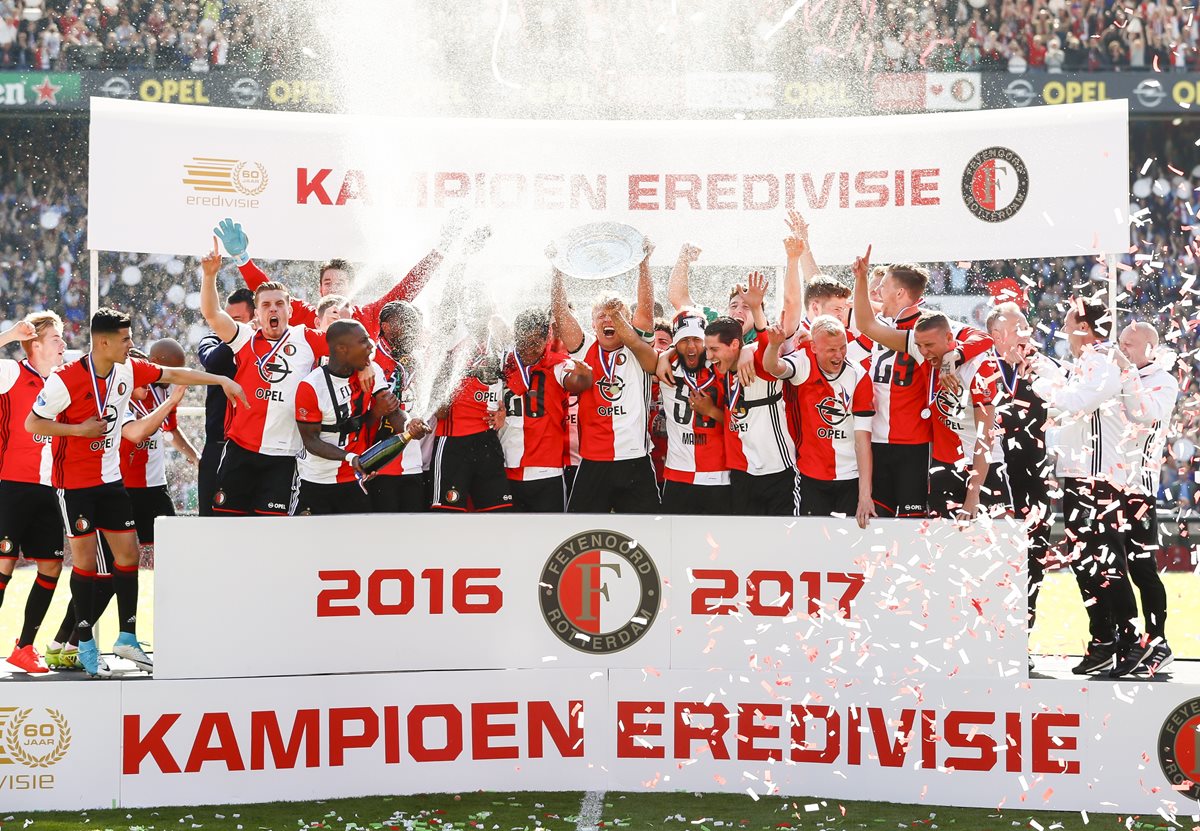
[1027,300,1138,675]
[1110,322,1179,677]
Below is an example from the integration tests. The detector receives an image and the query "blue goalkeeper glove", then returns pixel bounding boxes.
[213,218,250,266]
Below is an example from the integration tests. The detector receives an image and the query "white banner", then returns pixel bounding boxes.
[88,98,1129,266]
[154,516,1025,681]
[0,682,121,810]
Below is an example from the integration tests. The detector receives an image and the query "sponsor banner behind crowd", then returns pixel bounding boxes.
[982,71,1200,113]
[3,667,1200,811]
[88,98,1128,265]
[153,516,1024,681]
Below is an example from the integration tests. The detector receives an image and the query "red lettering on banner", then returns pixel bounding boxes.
[434,172,469,206]
[123,713,182,774]
[791,705,840,763]
[617,701,665,758]
[870,707,914,768]
[534,174,564,209]
[911,169,940,205]
[706,174,737,210]
[328,707,379,767]
[1031,713,1080,774]
[665,174,701,211]
[297,168,333,205]
[408,704,463,762]
[628,175,659,210]
[920,710,937,770]
[743,174,779,210]
[1005,711,1022,772]
[846,705,862,765]
[942,711,997,772]
[472,702,520,760]
[528,700,584,758]
[674,702,731,760]
[384,705,400,764]
[250,710,320,770]
[570,174,606,210]
[855,171,889,209]
[737,704,782,762]
[801,173,833,209]
[838,171,850,209]
[894,169,905,206]
[335,170,369,205]
[185,712,245,773]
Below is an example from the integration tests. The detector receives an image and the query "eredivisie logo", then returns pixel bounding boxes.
[182,157,269,197]
[961,146,1029,223]
[1159,697,1200,799]
[0,707,71,769]
[539,529,660,654]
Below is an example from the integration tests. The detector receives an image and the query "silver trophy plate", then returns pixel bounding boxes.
[552,222,644,280]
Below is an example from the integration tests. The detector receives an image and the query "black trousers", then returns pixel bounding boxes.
[511,475,567,513]
[1125,492,1168,640]
[798,475,858,517]
[927,462,1012,518]
[368,473,428,513]
[198,440,223,518]
[871,443,929,517]
[1062,477,1138,643]
[567,457,661,514]
[662,481,733,515]
[729,468,796,516]
[1008,461,1051,631]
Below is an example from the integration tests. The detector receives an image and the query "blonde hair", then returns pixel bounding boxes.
[809,314,846,340]
[20,310,63,357]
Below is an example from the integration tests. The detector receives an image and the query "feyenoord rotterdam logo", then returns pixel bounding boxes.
[961,146,1029,223]
[539,529,660,654]
[0,707,72,768]
[1158,697,1200,798]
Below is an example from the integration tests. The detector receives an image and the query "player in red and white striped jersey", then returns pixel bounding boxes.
[27,307,245,677]
[851,246,994,518]
[119,339,199,547]
[909,313,1009,518]
[551,238,662,514]
[200,242,329,516]
[656,311,731,515]
[498,309,593,512]
[762,315,875,527]
[296,320,403,515]
[368,301,433,513]
[0,314,67,673]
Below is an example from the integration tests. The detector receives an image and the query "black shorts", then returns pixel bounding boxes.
[662,481,732,515]
[198,439,224,518]
[297,480,372,515]
[729,468,796,516]
[798,475,859,517]
[871,443,929,517]
[0,481,65,560]
[928,461,1012,518]
[213,440,298,516]
[127,485,175,545]
[56,481,136,539]
[368,472,428,513]
[431,432,513,511]
[567,456,661,514]
[511,475,567,513]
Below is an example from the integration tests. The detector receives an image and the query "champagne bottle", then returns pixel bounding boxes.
[357,429,413,477]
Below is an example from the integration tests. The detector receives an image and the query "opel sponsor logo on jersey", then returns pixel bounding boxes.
[539,529,660,654]
[258,355,292,385]
[961,146,1029,223]
[0,707,72,773]
[597,375,624,403]
[1158,697,1200,799]
[815,392,850,426]
[934,387,964,420]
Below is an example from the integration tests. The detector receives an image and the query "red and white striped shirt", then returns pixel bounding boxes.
[663,364,728,485]
[225,323,327,457]
[295,363,387,484]
[570,334,652,463]
[119,390,177,488]
[723,333,797,476]
[33,356,163,489]
[930,352,1004,468]
[780,345,874,480]
[499,351,571,480]
[0,359,53,487]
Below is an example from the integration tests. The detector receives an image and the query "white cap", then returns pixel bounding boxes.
[672,315,707,346]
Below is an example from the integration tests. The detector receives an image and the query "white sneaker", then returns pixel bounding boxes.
[113,633,153,672]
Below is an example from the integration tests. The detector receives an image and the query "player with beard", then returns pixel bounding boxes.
[200,240,330,516]
[368,301,433,512]
[197,288,253,517]
[295,320,402,515]
[1109,322,1179,677]
[762,314,875,527]
[656,310,731,514]
[551,238,662,514]
[1026,299,1136,675]
[213,215,466,338]
[850,246,993,517]
[0,315,67,673]
[27,307,245,677]
[498,309,593,512]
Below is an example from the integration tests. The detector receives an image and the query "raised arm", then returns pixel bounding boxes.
[549,256,584,354]
[608,302,659,373]
[786,210,821,282]
[157,365,248,408]
[761,321,793,379]
[631,237,654,334]
[0,320,35,349]
[215,219,316,327]
[122,385,185,445]
[743,272,770,334]
[780,236,805,336]
[200,238,240,345]
[668,243,700,311]
[850,245,907,353]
